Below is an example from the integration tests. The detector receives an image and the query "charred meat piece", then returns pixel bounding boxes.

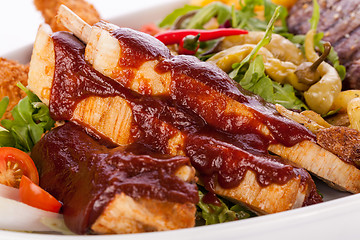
[287,0,360,89]
[34,0,100,32]
[317,126,360,167]
[28,25,319,216]
[31,122,198,234]
[0,58,28,120]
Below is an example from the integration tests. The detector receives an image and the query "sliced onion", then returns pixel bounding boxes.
[0,183,20,201]
[0,196,63,232]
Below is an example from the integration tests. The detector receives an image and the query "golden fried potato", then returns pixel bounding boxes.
[348,98,360,131]
[34,0,101,32]
[331,90,360,113]
[0,58,28,120]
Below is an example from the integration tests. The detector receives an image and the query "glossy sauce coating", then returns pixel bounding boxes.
[44,30,322,231]
[31,122,198,234]
[109,28,318,190]
[49,31,314,188]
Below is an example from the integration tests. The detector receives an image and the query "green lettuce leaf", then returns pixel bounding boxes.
[230,6,280,79]
[0,83,55,152]
[197,188,255,225]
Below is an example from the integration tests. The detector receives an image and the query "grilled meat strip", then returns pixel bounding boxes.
[56,14,360,194]
[287,0,360,89]
[32,122,197,234]
[28,24,321,219]
[317,126,360,167]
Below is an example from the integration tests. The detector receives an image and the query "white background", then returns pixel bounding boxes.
[0,0,169,56]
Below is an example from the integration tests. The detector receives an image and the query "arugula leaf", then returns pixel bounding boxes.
[158,5,201,28]
[231,0,287,34]
[197,188,254,225]
[234,0,261,29]
[235,55,307,110]
[263,0,288,32]
[273,83,308,109]
[0,84,55,152]
[230,6,280,79]
[186,2,231,29]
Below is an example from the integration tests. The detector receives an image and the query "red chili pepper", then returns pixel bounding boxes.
[154,28,248,46]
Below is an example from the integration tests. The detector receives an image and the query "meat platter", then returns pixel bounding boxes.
[0,0,359,239]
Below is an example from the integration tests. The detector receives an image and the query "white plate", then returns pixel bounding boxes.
[0,0,357,239]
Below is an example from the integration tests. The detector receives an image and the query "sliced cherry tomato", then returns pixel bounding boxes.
[0,147,39,188]
[19,175,62,213]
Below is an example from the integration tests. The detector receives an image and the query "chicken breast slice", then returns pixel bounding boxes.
[28,24,312,216]
[64,12,360,194]
[269,140,360,193]
[92,193,197,234]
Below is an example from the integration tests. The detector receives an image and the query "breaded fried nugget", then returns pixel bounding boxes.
[34,0,100,32]
[0,58,28,120]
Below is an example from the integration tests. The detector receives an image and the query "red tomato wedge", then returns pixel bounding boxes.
[19,175,62,213]
[0,147,39,188]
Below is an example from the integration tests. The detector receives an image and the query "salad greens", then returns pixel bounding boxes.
[233,55,308,110]
[159,0,346,111]
[233,0,288,33]
[0,83,54,152]
[230,5,280,78]
[160,0,288,33]
[197,188,255,225]
[229,6,308,110]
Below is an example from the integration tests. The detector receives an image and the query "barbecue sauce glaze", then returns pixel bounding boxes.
[34,29,322,233]
[31,122,197,234]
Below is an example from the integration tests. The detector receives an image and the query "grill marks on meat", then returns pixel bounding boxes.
[287,0,360,89]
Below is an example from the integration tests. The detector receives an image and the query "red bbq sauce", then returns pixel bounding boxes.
[109,27,320,201]
[31,122,198,234]
[41,30,322,232]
